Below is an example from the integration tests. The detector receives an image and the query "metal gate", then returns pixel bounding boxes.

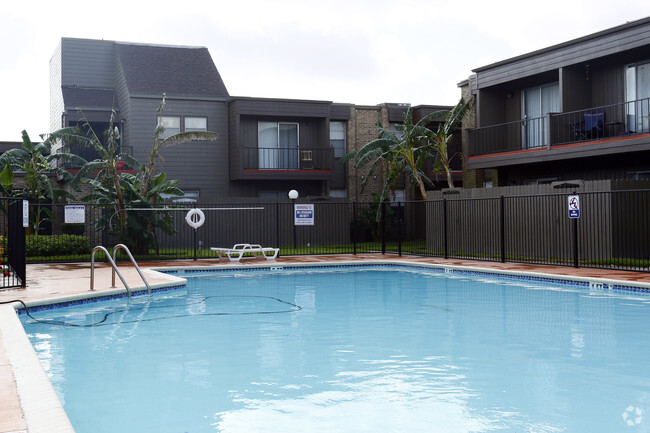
[1,199,26,289]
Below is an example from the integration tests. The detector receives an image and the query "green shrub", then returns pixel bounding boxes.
[61,223,86,235]
[26,235,90,257]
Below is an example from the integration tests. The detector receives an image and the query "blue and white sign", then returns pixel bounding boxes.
[294,204,314,226]
[568,195,580,219]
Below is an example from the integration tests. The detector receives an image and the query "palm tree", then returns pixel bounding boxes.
[340,107,440,201]
[427,98,473,190]
[341,98,473,201]
[0,130,86,233]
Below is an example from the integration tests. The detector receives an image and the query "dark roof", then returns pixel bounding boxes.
[115,43,229,98]
[473,16,650,72]
[0,142,22,153]
[62,87,119,110]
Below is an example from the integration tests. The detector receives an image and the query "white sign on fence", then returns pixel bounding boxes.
[294,204,314,226]
[22,200,28,228]
[65,205,86,224]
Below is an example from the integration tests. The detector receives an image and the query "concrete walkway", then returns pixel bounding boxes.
[2,254,650,433]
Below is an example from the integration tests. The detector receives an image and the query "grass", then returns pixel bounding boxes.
[23,241,650,271]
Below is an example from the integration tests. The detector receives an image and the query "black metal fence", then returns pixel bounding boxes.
[0,199,26,288]
[18,189,650,272]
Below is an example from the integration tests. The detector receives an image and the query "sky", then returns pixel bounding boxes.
[1,0,649,141]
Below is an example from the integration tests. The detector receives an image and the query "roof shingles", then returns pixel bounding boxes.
[115,43,229,98]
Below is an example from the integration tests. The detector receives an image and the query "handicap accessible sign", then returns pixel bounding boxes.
[294,204,314,226]
[568,195,580,219]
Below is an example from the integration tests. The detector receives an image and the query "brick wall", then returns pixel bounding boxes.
[460,82,482,188]
[345,105,390,202]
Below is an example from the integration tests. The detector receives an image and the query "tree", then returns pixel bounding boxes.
[0,130,85,233]
[427,98,473,190]
[141,94,219,199]
[83,170,183,253]
[340,98,473,201]
[71,94,218,252]
[70,110,139,236]
[340,107,440,201]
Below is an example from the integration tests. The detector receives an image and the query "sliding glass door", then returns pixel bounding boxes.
[522,83,559,148]
[626,62,650,133]
[258,122,299,169]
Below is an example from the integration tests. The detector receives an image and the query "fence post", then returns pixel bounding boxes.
[572,191,579,268]
[381,201,386,255]
[443,198,448,259]
[275,202,280,254]
[193,228,198,261]
[397,201,402,256]
[353,202,357,255]
[500,196,506,263]
[8,200,26,287]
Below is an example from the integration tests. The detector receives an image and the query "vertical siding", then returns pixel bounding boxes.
[60,38,115,88]
[591,62,625,107]
[113,49,131,151]
[561,66,592,111]
[127,97,229,199]
[228,100,241,181]
[477,88,506,126]
[49,41,64,135]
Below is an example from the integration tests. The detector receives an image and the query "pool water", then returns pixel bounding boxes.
[21,266,650,432]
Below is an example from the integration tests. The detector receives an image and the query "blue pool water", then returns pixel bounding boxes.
[21,265,650,432]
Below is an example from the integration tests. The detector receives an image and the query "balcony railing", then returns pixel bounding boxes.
[57,144,134,168]
[243,147,334,171]
[469,97,650,157]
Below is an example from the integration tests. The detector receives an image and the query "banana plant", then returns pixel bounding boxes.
[0,130,86,233]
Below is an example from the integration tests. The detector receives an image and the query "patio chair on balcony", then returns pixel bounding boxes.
[569,110,605,140]
[301,150,314,169]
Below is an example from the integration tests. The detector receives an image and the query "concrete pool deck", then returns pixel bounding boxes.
[2,254,650,433]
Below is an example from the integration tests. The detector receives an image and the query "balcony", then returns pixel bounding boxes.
[239,147,334,180]
[468,97,650,165]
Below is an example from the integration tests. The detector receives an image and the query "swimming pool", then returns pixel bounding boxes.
[20,264,650,432]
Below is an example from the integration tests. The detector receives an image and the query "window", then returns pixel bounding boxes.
[160,189,199,203]
[258,190,287,198]
[390,189,405,203]
[258,122,299,169]
[389,123,404,140]
[329,189,347,198]
[524,177,558,185]
[330,121,346,157]
[185,117,207,132]
[628,171,650,180]
[158,116,180,139]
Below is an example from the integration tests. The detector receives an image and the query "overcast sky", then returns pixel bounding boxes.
[1,0,649,141]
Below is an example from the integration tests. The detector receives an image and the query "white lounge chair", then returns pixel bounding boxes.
[211,244,279,262]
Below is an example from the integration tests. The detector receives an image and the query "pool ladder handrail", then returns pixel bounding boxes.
[90,244,151,298]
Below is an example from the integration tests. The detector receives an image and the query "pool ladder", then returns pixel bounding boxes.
[90,244,152,298]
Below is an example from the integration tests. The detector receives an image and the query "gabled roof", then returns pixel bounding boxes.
[62,87,119,111]
[115,43,229,98]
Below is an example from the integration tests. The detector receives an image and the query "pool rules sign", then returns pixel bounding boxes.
[294,204,314,225]
[568,195,580,219]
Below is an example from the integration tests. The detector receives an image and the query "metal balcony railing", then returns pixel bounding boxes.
[469,97,650,157]
[243,147,334,171]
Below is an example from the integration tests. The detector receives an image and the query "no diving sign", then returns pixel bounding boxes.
[568,195,580,219]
